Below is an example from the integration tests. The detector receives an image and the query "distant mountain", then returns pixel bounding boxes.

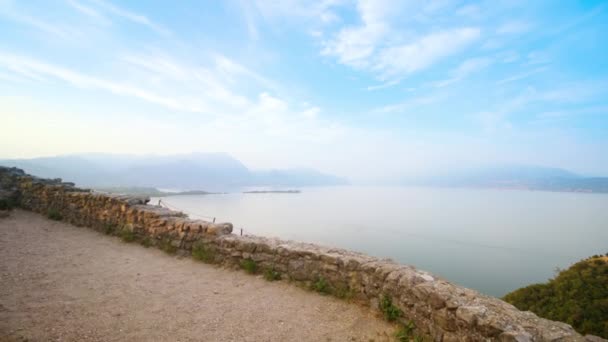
[0,153,348,191]
[251,168,349,187]
[415,165,608,193]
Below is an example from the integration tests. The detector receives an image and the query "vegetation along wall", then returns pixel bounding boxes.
[0,166,602,342]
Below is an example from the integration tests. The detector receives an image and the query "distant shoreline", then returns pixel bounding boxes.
[242,190,301,194]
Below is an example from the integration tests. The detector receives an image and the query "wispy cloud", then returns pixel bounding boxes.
[430,57,492,88]
[374,28,481,81]
[0,52,209,113]
[0,9,79,39]
[320,1,481,83]
[65,0,109,24]
[89,0,171,36]
[496,67,547,85]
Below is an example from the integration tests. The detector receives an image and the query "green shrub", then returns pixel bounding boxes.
[120,229,135,243]
[263,268,281,281]
[47,208,63,221]
[379,294,402,322]
[192,242,215,263]
[334,285,353,300]
[159,238,177,255]
[140,237,152,248]
[395,321,416,342]
[504,255,608,338]
[103,223,117,235]
[241,259,258,274]
[0,198,15,210]
[313,276,330,294]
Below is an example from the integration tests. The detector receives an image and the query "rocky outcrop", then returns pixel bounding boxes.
[0,166,598,341]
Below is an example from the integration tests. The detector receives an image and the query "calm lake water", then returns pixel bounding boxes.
[152,186,608,297]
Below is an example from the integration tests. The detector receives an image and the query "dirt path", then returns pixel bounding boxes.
[0,210,396,342]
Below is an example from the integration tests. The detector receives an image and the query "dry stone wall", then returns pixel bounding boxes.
[0,166,598,342]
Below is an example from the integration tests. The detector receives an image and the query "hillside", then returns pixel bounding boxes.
[416,165,608,193]
[0,153,348,190]
[504,254,608,338]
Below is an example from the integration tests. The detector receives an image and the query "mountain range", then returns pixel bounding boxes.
[0,153,348,191]
[2,155,607,193]
[413,165,608,193]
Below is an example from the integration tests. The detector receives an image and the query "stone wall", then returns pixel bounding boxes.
[0,166,596,342]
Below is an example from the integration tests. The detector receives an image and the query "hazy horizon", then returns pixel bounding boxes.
[2,1,608,181]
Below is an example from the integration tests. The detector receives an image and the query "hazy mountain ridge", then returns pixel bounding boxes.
[0,153,348,191]
[415,165,608,193]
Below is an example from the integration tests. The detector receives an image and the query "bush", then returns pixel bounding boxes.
[263,268,281,281]
[241,259,258,274]
[47,208,63,221]
[379,294,402,322]
[159,238,177,255]
[504,255,608,338]
[120,229,135,243]
[103,223,117,235]
[395,321,416,342]
[313,276,330,294]
[140,237,152,248]
[0,198,15,210]
[192,242,215,263]
[334,284,353,300]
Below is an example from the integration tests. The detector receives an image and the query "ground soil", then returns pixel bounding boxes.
[0,210,396,342]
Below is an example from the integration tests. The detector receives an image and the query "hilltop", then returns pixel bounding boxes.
[504,254,608,338]
[0,153,348,191]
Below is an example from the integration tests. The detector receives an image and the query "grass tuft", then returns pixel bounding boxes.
[47,208,63,221]
[192,242,215,263]
[140,236,152,248]
[313,276,330,294]
[263,268,281,281]
[0,198,16,211]
[120,229,135,243]
[395,320,417,342]
[241,259,258,274]
[103,223,117,235]
[379,294,402,322]
[159,238,178,254]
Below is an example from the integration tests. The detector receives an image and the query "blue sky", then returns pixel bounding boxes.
[1,0,607,180]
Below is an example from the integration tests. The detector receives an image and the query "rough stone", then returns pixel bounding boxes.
[0,166,590,342]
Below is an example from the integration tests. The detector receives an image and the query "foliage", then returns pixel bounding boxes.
[47,208,63,221]
[380,294,402,322]
[0,198,15,210]
[120,229,135,243]
[192,242,215,263]
[140,236,152,248]
[334,285,353,300]
[395,321,417,342]
[313,276,330,294]
[159,238,177,255]
[504,255,608,338]
[263,268,281,281]
[103,223,117,235]
[241,259,258,274]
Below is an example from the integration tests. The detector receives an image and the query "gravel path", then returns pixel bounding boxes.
[0,210,395,342]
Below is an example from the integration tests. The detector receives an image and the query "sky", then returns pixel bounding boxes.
[1,0,607,181]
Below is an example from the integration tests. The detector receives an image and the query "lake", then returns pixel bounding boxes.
[152,186,608,297]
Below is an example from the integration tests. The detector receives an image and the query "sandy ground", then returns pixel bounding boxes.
[0,210,396,342]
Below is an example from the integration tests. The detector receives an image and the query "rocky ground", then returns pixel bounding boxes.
[0,209,396,342]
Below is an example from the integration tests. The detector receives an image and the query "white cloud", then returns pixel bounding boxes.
[0,52,212,113]
[320,0,481,82]
[373,28,481,80]
[89,0,171,36]
[496,67,547,85]
[430,56,492,88]
[66,0,109,24]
